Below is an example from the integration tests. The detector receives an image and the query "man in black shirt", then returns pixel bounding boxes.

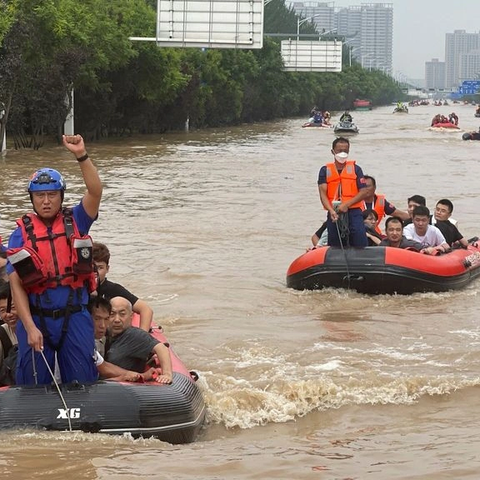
[433,199,468,247]
[93,242,153,332]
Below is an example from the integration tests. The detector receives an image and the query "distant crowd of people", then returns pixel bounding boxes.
[431,112,458,126]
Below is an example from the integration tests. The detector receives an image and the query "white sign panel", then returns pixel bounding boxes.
[281,40,342,72]
[157,0,264,49]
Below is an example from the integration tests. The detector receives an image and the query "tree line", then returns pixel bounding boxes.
[0,0,404,149]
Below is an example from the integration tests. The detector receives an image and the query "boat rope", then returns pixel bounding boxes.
[38,348,73,432]
[335,213,351,289]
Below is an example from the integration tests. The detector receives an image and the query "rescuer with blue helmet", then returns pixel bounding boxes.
[7,134,102,385]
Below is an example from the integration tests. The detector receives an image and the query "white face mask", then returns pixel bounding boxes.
[334,152,349,163]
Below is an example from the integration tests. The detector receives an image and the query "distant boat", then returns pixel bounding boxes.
[353,99,372,111]
[302,121,331,129]
[393,105,409,113]
[334,121,359,134]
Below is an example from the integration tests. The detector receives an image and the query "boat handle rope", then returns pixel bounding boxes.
[335,212,351,289]
[35,348,73,432]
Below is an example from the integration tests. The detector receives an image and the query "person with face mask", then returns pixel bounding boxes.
[317,137,372,247]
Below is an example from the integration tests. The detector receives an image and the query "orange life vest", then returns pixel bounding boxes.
[325,161,363,209]
[8,209,96,295]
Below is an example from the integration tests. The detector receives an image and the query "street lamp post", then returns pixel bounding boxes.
[318,28,337,40]
[361,53,374,69]
[296,15,333,41]
[349,47,361,67]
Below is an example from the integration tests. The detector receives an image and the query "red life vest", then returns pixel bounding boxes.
[325,161,363,209]
[8,209,96,295]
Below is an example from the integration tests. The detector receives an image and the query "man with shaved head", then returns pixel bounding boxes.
[105,297,172,384]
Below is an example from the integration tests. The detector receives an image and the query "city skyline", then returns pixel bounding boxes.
[332,0,480,81]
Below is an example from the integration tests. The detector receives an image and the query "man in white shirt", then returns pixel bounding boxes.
[404,206,450,255]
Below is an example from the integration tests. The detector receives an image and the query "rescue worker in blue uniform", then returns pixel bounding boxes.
[7,134,102,385]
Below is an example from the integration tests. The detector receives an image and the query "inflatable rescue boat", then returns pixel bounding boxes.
[286,239,480,295]
[0,325,206,444]
[431,122,459,129]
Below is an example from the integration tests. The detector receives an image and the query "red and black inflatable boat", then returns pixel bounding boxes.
[286,239,480,295]
[0,326,206,444]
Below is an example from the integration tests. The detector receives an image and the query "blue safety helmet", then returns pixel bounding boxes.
[28,168,66,201]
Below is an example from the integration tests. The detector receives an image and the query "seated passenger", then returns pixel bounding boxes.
[0,280,18,386]
[363,175,409,232]
[432,199,468,247]
[90,297,110,356]
[403,206,450,255]
[89,297,164,382]
[379,217,424,250]
[105,297,173,384]
[363,209,383,246]
[311,220,328,247]
[448,112,458,125]
[93,242,153,332]
[404,194,429,226]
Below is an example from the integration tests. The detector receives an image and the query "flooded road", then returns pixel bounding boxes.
[1,103,480,479]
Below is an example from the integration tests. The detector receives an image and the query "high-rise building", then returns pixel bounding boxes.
[357,3,393,74]
[445,30,480,88]
[425,59,445,90]
[288,2,393,74]
[458,50,480,85]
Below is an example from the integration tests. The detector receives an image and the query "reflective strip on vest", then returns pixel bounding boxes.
[8,249,32,265]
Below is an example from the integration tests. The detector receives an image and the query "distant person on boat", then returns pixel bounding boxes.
[362,175,409,233]
[379,217,424,250]
[432,199,468,248]
[318,137,372,247]
[363,209,383,246]
[105,297,173,384]
[403,206,450,254]
[310,106,319,117]
[313,111,323,124]
[448,112,459,125]
[93,242,153,332]
[340,110,353,123]
[6,134,101,386]
[431,114,442,126]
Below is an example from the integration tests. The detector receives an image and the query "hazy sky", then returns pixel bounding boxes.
[333,0,480,80]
